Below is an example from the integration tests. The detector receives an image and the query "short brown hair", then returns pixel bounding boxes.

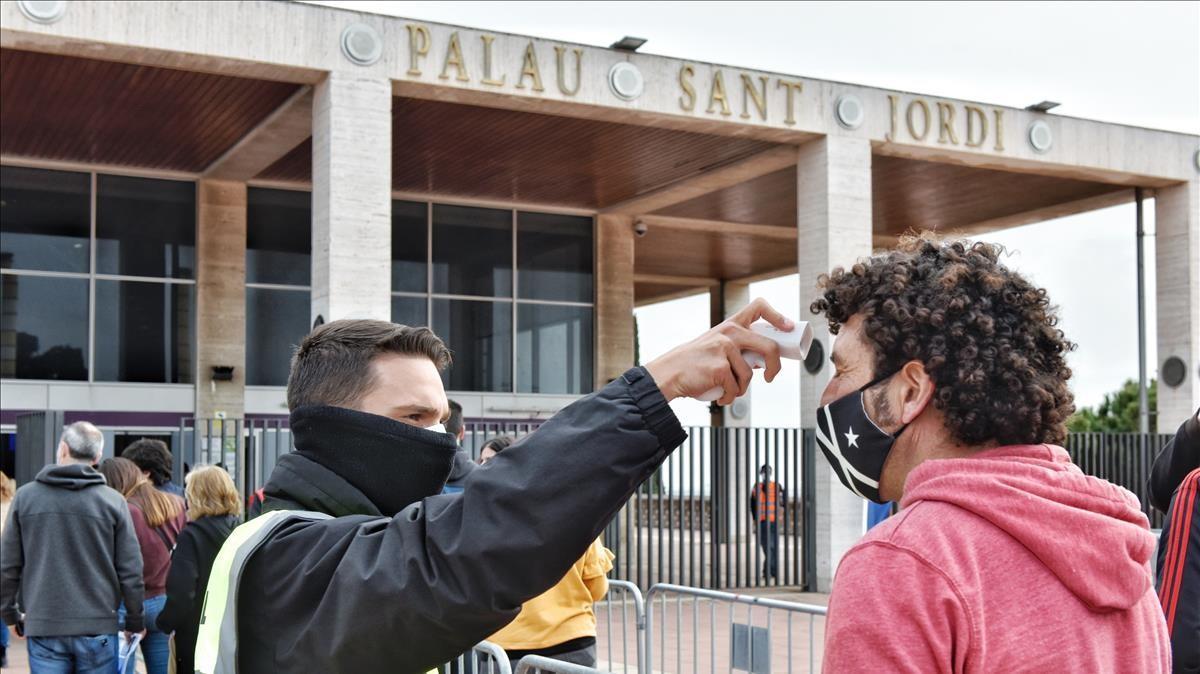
[287,319,452,410]
[185,466,241,521]
[811,234,1076,446]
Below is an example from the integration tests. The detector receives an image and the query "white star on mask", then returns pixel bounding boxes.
[844,427,859,448]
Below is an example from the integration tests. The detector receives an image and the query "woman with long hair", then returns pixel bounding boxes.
[98,457,186,674]
[156,466,241,674]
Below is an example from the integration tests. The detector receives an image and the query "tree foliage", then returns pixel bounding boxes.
[1068,379,1157,434]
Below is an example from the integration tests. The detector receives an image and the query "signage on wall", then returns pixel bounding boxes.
[402,23,1025,154]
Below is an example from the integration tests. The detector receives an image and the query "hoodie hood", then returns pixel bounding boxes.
[902,444,1155,612]
[35,463,106,490]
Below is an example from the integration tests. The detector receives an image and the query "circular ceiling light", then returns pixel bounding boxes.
[341,23,382,66]
[17,0,67,23]
[1028,120,1053,153]
[834,95,864,129]
[608,62,644,101]
[1194,148,1200,172]
[1162,356,1187,388]
[803,338,825,375]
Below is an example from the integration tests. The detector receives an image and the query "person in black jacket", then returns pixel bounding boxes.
[157,466,240,674]
[231,300,791,673]
[1150,408,1200,674]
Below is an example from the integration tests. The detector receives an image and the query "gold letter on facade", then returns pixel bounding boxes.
[707,70,732,116]
[937,102,960,145]
[480,35,506,86]
[406,24,430,76]
[906,99,930,141]
[885,94,899,142]
[516,41,545,92]
[554,46,582,96]
[440,31,469,82]
[964,105,988,148]
[993,109,1005,151]
[776,79,803,125]
[740,74,768,121]
[678,65,697,112]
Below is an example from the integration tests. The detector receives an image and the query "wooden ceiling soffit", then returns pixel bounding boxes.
[636,215,797,240]
[604,145,799,215]
[0,48,302,172]
[204,87,313,181]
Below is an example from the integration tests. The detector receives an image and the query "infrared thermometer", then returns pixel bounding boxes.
[697,321,813,402]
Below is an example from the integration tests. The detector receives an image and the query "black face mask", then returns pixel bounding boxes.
[290,405,457,517]
[815,372,909,504]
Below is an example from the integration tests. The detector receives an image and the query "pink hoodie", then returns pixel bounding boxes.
[824,444,1171,672]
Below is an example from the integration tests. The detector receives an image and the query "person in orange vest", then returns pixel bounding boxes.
[749,464,785,580]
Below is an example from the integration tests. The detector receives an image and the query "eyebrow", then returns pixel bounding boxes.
[390,405,441,417]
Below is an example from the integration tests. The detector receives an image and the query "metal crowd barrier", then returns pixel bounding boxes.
[444,641,513,674]
[595,580,644,674]
[644,583,827,674]
[514,656,610,674]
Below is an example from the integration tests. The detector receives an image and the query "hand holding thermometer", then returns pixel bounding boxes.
[696,321,813,402]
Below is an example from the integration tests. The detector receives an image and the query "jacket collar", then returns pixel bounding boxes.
[261,452,383,518]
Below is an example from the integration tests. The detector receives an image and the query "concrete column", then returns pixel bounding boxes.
[311,72,392,324]
[1155,179,1200,430]
[195,180,247,419]
[596,214,635,387]
[796,137,873,592]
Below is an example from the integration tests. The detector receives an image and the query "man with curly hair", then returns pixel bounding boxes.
[813,235,1170,671]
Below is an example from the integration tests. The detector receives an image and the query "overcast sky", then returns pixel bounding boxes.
[312,1,1199,426]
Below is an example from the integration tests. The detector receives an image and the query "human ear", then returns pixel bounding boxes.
[897,360,935,424]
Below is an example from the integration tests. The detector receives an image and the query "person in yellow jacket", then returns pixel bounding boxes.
[487,538,613,668]
[478,444,613,668]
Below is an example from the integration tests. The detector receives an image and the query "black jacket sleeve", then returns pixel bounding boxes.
[242,367,686,673]
[156,527,199,634]
[1149,410,1200,514]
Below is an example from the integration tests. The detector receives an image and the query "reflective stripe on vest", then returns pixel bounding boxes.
[193,509,331,674]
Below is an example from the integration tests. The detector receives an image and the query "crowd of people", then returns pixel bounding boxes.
[0,235,1196,673]
[1,432,242,674]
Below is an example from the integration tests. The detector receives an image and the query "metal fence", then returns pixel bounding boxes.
[595,580,645,674]
[176,416,1175,589]
[644,584,827,674]
[1066,432,1173,528]
[462,422,816,591]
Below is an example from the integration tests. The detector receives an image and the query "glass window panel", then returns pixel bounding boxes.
[246,287,310,387]
[0,274,88,380]
[247,188,311,286]
[0,166,91,273]
[517,304,593,394]
[432,205,512,297]
[433,299,512,392]
[391,296,428,327]
[517,212,593,303]
[94,280,194,384]
[392,200,427,293]
[96,175,195,279]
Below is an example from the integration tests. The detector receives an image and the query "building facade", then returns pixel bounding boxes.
[1,0,1197,589]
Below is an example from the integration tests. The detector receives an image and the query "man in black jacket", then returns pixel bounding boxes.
[1150,408,1200,673]
[233,299,792,672]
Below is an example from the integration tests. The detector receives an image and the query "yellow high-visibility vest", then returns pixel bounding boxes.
[193,509,331,674]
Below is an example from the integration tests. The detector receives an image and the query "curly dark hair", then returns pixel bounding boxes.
[121,438,175,487]
[811,234,1076,446]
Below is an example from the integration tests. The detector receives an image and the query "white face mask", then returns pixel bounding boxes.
[424,422,447,435]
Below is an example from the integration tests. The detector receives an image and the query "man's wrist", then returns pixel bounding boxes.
[643,361,677,402]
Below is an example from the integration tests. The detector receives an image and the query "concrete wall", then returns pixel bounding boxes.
[795,137,874,592]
